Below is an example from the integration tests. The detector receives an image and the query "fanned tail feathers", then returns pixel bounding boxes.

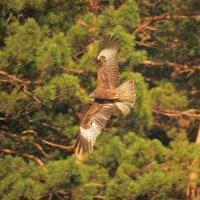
[115,80,136,116]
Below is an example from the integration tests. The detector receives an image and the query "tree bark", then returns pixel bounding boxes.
[186,123,200,199]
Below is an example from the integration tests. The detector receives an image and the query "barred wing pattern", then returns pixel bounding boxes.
[75,101,115,154]
[97,35,120,88]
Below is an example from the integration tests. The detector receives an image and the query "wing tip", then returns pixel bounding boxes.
[99,34,119,53]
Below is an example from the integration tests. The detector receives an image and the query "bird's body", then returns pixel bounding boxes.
[90,87,118,100]
[75,35,136,154]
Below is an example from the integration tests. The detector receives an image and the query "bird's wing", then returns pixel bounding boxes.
[96,35,120,89]
[75,100,115,154]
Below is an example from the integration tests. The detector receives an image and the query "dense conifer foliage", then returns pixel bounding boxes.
[0,0,200,199]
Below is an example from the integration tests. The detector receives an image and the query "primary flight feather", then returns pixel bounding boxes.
[75,35,136,154]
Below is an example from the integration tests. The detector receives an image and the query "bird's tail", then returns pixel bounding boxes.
[115,80,136,116]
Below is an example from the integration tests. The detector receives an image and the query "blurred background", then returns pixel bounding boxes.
[0,0,200,199]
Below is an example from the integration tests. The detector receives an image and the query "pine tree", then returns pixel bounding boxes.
[0,0,200,199]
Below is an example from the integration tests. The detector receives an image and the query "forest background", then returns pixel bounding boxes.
[0,0,200,199]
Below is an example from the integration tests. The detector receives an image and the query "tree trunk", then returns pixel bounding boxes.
[186,123,200,199]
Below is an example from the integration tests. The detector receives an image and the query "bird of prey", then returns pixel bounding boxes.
[75,35,136,154]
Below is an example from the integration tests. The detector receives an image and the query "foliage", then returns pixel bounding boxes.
[0,0,200,199]
[150,82,188,110]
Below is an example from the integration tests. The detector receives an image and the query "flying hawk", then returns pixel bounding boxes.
[75,35,136,154]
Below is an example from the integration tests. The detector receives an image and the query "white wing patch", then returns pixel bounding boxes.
[76,103,115,154]
[80,123,99,149]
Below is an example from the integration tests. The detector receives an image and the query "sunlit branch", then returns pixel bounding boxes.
[0,70,41,85]
[21,130,74,151]
[2,132,50,158]
[0,148,44,166]
[142,60,200,75]
[154,109,200,119]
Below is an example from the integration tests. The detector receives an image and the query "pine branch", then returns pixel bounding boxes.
[0,117,8,121]
[28,121,63,132]
[142,60,200,75]
[21,130,74,151]
[40,139,74,150]
[23,86,42,104]
[82,183,104,188]
[154,109,200,119]
[2,132,50,158]
[94,195,106,199]
[144,14,200,21]
[133,13,200,35]
[135,41,156,48]
[0,148,44,166]
[0,70,41,85]
[153,122,172,129]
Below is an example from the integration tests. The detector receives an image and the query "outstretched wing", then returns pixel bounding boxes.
[96,35,120,89]
[75,100,115,154]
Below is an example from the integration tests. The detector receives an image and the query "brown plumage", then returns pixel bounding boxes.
[75,35,136,154]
